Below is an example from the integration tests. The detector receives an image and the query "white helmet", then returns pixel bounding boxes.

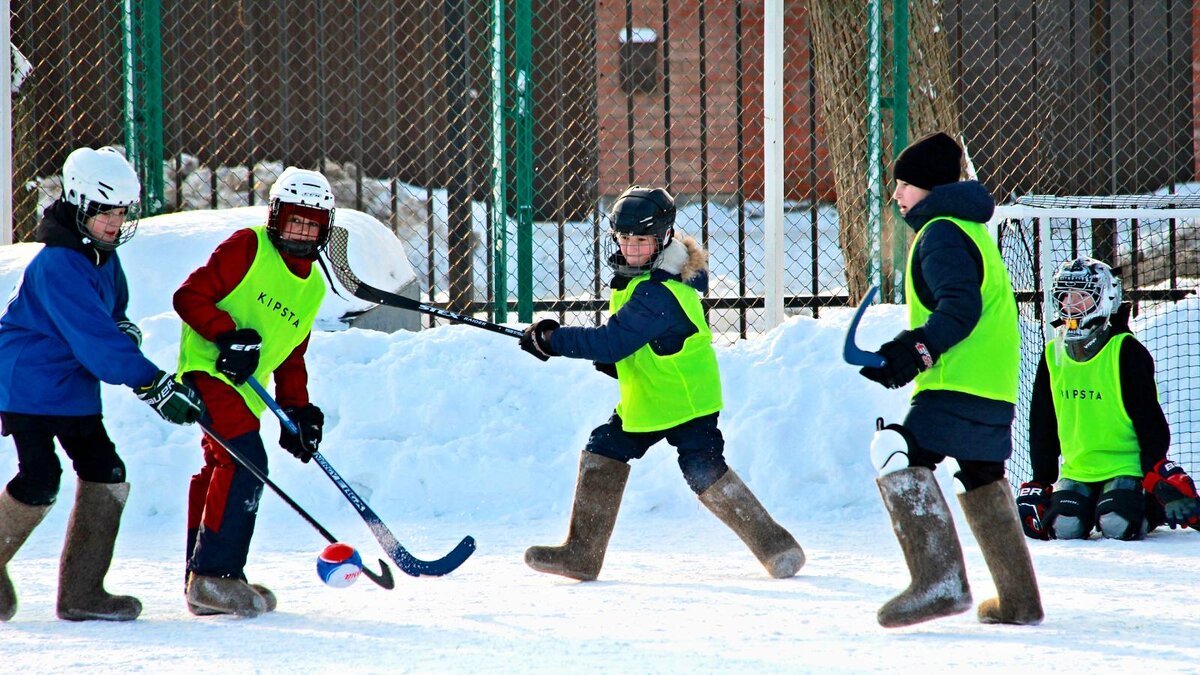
[61,146,141,249]
[267,167,335,259]
[1051,257,1122,342]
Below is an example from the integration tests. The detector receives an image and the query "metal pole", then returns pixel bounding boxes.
[1,0,12,245]
[514,0,533,323]
[490,0,508,322]
[890,0,909,300]
[865,0,883,289]
[762,0,785,328]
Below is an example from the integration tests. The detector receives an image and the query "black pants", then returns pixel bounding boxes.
[908,444,1006,492]
[0,412,125,506]
[586,412,728,494]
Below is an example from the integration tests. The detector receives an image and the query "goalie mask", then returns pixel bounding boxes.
[267,167,335,259]
[1051,257,1121,343]
[606,185,676,276]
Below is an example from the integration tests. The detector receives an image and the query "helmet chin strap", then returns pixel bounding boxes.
[1062,320,1112,362]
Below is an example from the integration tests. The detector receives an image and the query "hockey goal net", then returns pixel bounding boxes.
[991,194,1200,484]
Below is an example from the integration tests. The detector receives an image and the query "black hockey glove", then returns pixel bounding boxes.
[214,328,262,385]
[520,319,560,362]
[593,361,618,379]
[1016,481,1053,540]
[859,328,937,389]
[116,319,142,347]
[279,404,324,463]
[136,371,203,425]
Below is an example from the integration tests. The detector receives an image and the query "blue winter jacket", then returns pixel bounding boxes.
[550,236,709,363]
[0,203,159,415]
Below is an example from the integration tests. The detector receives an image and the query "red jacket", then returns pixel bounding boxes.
[174,228,315,438]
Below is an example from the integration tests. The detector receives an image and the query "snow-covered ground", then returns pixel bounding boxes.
[0,209,1197,673]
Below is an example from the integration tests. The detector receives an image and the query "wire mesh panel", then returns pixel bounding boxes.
[8,0,1199,343]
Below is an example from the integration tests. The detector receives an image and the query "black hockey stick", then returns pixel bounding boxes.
[248,377,477,577]
[843,285,887,368]
[196,420,395,589]
[323,225,522,339]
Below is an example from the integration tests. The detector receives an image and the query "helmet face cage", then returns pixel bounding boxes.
[1051,257,1121,341]
[267,201,334,259]
[72,199,140,251]
[605,186,676,275]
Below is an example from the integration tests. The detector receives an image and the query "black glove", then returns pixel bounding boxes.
[214,328,262,385]
[519,319,560,362]
[1016,481,1053,540]
[116,319,142,347]
[279,404,324,463]
[593,361,618,379]
[859,328,937,389]
[136,371,203,425]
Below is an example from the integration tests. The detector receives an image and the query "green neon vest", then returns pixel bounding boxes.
[906,216,1019,403]
[1046,333,1143,482]
[611,275,723,432]
[178,226,326,416]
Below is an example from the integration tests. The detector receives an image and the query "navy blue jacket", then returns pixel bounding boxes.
[0,203,159,415]
[550,239,708,364]
[900,182,1016,462]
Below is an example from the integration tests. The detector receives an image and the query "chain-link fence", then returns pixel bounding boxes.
[9,1,1198,334]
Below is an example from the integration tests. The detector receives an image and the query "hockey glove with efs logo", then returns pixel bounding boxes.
[136,371,203,425]
[116,319,142,347]
[279,404,324,463]
[1143,459,1200,530]
[214,328,262,385]
[859,328,938,389]
[1016,481,1054,540]
[519,319,560,362]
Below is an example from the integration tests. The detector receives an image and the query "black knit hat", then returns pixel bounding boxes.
[893,132,963,190]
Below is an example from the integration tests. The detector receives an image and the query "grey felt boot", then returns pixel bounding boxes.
[525,451,630,581]
[876,467,972,628]
[186,573,269,618]
[56,480,142,621]
[0,488,52,621]
[188,581,276,616]
[698,469,805,578]
[958,479,1044,625]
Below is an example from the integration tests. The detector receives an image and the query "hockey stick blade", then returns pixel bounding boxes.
[196,420,395,589]
[248,377,477,577]
[843,286,887,368]
[324,226,522,338]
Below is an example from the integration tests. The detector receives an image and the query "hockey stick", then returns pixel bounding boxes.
[843,285,887,368]
[323,225,522,339]
[196,420,395,590]
[248,377,477,577]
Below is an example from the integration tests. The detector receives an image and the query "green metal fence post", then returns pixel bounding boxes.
[890,0,909,301]
[121,0,164,216]
[490,0,509,322]
[514,0,533,323]
[865,0,883,289]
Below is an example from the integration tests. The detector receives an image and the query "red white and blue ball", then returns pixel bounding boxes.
[317,543,363,588]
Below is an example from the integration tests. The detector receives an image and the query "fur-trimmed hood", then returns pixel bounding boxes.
[657,234,709,285]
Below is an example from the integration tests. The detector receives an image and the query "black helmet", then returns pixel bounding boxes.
[606,186,676,276]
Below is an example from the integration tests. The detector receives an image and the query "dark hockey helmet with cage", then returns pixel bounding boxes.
[606,185,677,276]
[1051,257,1121,342]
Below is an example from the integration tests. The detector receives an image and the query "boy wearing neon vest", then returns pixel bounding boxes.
[519,186,804,581]
[1017,257,1199,540]
[0,147,201,623]
[174,167,331,617]
[859,132,1042,628]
